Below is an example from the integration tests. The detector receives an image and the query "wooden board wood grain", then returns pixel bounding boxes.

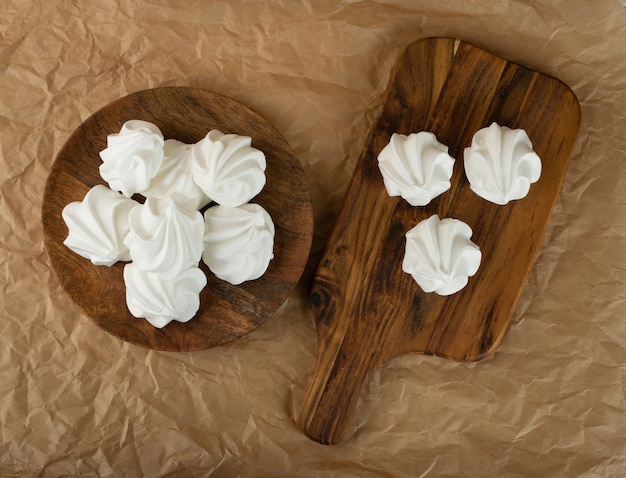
[299,37,580,444]
[42,87,313,351]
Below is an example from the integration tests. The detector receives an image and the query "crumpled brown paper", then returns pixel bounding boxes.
[2,0,626,475]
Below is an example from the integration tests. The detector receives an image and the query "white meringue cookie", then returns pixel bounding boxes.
[377,132,455,206]
[464,122,541,205]
[144,139,210,210]
[402,215,481,296]
[124,196,205,280]
[191,130,266,207]
[99,120,165,197]
[124,263,207,328]
[62,185,138,266]
[202,203,274,285]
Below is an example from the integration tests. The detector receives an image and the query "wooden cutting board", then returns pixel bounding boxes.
[298,37,580,444]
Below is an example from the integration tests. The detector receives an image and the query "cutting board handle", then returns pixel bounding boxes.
[299,280,385,445]
[298,338,377,445]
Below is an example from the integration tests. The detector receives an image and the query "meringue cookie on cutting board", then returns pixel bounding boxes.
[299,37,580,445]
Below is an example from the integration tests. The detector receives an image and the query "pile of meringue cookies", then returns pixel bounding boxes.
[62,120,275,328]
[377,122,542,296]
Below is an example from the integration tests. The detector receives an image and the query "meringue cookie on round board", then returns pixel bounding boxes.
[61,185,137,266]
[299,37,580,444]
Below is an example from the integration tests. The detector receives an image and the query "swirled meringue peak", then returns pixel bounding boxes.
[202,203,275,285]
[191,130,266,207]
[99,120,165,197]
[144,139,210,210]
[377,132,455,206]
[464,122,541,205]
[402,215,481,296]
[124,263,207,328]
[62,185,138,266]
[124,195,205,280]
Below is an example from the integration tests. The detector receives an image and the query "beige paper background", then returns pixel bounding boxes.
[2,0,626,476]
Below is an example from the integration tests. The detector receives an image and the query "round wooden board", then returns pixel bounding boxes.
[42,87,313,351]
